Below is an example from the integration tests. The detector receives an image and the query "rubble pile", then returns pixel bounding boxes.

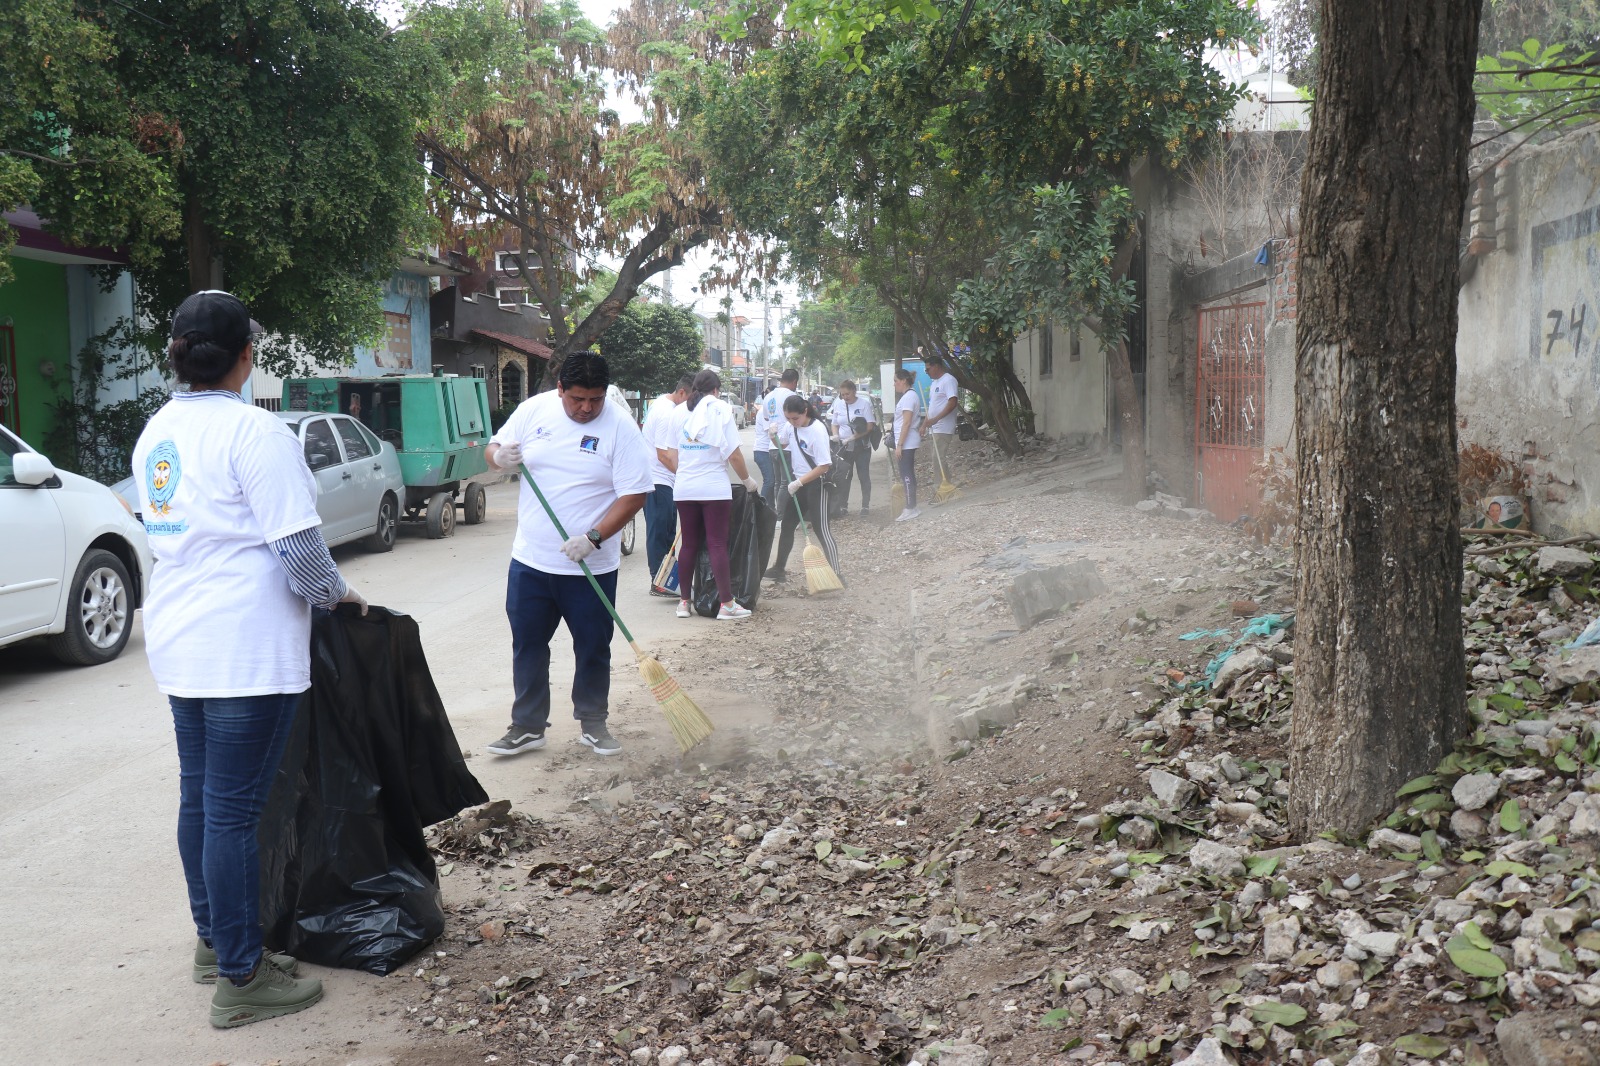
[400,472,1600,1064]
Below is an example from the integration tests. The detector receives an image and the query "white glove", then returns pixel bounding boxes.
[788,479,804,496]
[741,476,759,492]
[493,440,523,470]
[561,534,598,563]
[339,581,369,616]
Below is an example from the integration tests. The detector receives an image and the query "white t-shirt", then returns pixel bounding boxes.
[926,372,959,434]
[491,391,654,576]
[827,395,876,444]
[133,392,323,698]
[641,393,679,488]
[773,418,832,477]
[753,386,796,452]
[669,396,740,502]
[894,390,923,450]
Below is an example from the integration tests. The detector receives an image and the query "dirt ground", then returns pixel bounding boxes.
[361,438,1320,1066]
[293,431,1600,1066]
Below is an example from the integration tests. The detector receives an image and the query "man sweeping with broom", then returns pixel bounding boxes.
[483,352,655,759]
[921,354,961,505]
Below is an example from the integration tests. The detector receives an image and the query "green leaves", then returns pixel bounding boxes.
[1248,1000,1307,1027]
[1393,1034,1452,1059]
[1445,924,1508,978]
[1498,799,1524,834]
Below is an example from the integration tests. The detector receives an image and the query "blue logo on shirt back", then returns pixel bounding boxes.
[143,439,188,535]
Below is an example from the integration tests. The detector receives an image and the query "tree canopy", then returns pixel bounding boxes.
[1,0,176,284]
[696,0,1259,466]
[96,0,441,373]
[414,0,752,379]
[597,299,705,396]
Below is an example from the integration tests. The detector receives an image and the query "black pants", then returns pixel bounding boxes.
[771,480,841,578]
[831,443,873,514]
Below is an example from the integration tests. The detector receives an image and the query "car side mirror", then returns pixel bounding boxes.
[13,452,57,486]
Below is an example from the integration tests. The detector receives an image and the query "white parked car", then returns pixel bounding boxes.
[0,425,153,665]
[113,411,406,551]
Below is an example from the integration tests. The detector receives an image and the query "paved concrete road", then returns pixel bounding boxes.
[0,480,706,1066]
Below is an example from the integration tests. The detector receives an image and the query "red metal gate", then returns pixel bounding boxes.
[1194,302,1265,522]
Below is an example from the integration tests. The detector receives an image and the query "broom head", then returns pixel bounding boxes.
[637,647,714,751]
[934,478,960,504]
[803,541,844,594]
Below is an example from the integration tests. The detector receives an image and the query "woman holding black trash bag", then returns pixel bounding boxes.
[667,368,760,621]
[133,290,366,1029]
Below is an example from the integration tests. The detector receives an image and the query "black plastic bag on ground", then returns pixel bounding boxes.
[692,485,777,617]
[258,605,488,975]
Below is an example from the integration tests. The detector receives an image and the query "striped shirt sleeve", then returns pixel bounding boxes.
[268,526,347,609]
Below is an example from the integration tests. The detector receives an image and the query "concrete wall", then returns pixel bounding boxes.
[1456,127,1600,536]
[351,271,433,375]
[1011,322,1107,444]
[64,267,155,409]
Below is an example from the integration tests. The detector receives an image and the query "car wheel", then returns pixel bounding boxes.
[48,549,133,666]
[426,491,456,539]
[365,493,398,553]
[463,482,487,525]
[620,515,636,556]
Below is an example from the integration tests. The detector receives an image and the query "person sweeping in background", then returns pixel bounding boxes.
[764,394,843,587]
[134,290,367,1028]
[641,373,693,596]
[826,379,877,517]
[921,355,961,504]
[752,368,800,505]
[482,352,654,760]
[667,369,760,621]
[892,367,923,522]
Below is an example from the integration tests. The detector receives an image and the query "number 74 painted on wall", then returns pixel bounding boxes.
[1547,303,1588,356]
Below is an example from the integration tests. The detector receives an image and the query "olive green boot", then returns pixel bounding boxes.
[209,961,323,1029]
[192,938,298,984]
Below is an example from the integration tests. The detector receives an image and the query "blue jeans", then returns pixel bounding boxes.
[171,693,299,981]
[754,449,778,507]
[643,483,676,583]
[508,560,617,730]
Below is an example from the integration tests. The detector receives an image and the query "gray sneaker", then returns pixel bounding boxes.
[579,722,622,756]
[210,958,323,1028]
[193,938,297,984]
[486,727,546,756]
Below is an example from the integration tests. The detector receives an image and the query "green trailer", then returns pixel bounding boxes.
[283,373,494,539]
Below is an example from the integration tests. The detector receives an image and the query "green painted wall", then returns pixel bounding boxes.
[0,258,70,448]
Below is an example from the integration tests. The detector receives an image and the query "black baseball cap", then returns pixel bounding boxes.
[170,290,264,351]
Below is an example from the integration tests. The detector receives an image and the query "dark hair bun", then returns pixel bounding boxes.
[168,331,240,387]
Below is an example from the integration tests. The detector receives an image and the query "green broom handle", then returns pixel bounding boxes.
[516,462,636,645]
[772,439,814,540]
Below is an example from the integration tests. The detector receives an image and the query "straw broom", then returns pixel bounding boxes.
[773,442,844,594]
[653,529,681,595]
[887,428,905,512]
[930,431,960,505]
[516,463,712,752]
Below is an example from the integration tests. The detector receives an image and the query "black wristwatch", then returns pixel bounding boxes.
[586,528,603,548]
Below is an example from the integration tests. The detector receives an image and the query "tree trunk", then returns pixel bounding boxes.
[1288,0,1479,838]
[184,194,222,294]
[1108,337,1146,501]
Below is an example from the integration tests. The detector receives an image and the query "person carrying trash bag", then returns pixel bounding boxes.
[482,352,654,759]
[132,290,367,1028]
[825,379,877,517]
[666,368,760,621]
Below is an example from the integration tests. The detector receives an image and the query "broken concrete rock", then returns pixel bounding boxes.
[1149,768,1199,809]
[1542,645,1600,690]
[1005,560,1107,629]
[1212,647,1276,694]
[1189,839,1247,879]
[1536,546,1595,579]
[1452,772,1501,812]
[1174,1038,1237,1066]
[1497,1009,1600,1066]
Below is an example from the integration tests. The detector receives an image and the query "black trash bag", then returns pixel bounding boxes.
[258,605,489,975]
[692,485,777,617]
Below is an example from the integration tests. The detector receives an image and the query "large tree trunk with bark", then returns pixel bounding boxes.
[1108,338,1146,501]
[1288,0,1480,838]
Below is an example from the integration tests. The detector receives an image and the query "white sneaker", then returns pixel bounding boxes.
[896,508,922,522]
[675,600,692,618]
[717,602,752,621]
